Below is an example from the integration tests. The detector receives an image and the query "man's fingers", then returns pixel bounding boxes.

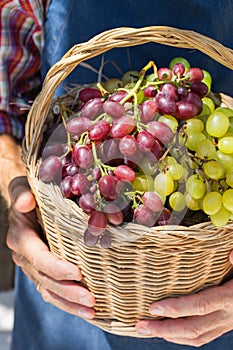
[9,226,82,281]
[8,176,36,212]
[40,289,95,320]
[148,282,233,318]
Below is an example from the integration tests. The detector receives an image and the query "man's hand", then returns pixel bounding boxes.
[136,276,233,346]
[7,176,95,319]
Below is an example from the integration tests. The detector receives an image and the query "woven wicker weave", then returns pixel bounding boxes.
[22,26,233,337]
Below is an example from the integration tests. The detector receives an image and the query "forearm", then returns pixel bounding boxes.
[0,134,26,206]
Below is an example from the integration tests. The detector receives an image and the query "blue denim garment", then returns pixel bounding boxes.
[12,1,233,349]
[42,0,233,96]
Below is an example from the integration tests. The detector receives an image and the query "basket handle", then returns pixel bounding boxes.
[23,26,233,166]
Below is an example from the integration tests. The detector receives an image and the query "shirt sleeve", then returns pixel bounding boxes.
[0,0,45,140]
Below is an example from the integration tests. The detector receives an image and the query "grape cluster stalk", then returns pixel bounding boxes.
[38,58,233,247]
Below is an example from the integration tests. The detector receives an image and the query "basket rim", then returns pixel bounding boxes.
[22,25,233,164]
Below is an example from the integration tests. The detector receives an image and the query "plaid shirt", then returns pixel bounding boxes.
[0,0,45,140]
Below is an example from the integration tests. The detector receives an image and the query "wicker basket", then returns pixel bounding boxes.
[22,26,233,337]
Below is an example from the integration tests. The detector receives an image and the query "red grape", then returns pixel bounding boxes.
[140,99,159,123]
[88,210,107,236]
[103,99,125,119]
[134,204,157,227]
[70,173,90,196]
[137,130,155,152]
[104,203,124,225]
[186,67,204,82]
[81,98,103,119]
[79,87,102,102]
[60,176,74,198]
[157,67,173,81]
[110,116,135,138]
[119,135,138,156]
[78,193,96,213]
[83,228,99,246]
[98,175,120,201]
[72,144,94,168]
[88,120,111,141]
[142,191,163,212]
[66,116,92,136]
[147,121,174,145]
[38,155,62,183]
[114,165,136,182]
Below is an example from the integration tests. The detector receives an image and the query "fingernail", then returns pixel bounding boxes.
[78,307,93,319]
[79,295,93,306]
[150,306,164,315]
[137,327,152,335]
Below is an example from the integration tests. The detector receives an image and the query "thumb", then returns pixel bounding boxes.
[8,176,36,213]
[229,251,233,265]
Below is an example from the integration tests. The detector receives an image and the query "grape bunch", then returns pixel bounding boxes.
[38,57,233,247]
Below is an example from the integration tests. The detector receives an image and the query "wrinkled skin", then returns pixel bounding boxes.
[3,135,233,347]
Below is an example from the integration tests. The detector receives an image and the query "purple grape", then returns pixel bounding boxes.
[42,141,64,159]
[147,121,174,145]
[119,135,138,156]
[136,130,155,153]
[134,204,157,227]
[88,120,111,141]
[80,98,103,119]
[156,93,177,115]
[88,211,107,236]
[38,155,62,183]
[60,176,74,198]
[99,233,112,248]
[72,144,94,168]
[103,99,125,119]
[98,175,120,201]
[83,229,99,246]
[190,81,208,98]
[79,87,102,102]
[66,116,92,136]
[70,173,90,196]
[78,193,96,213]
[140,99,159,123]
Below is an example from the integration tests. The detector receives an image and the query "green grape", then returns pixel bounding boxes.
[202,191,222,215]
[201,97,215,114]
[228,117,233,134]
[210,205,231,227]
[215,107,233,118]
[184,191,200,210]
[202,70,212,92]
[185,118,204,133]
[132,174,154,192]
[167,163,184,180]
[206,110,230,137]
[122,70,140,85]
[222,189,233,212]
[137,89,145,104]
[146,73,156,82]
[185,131,206,151]
[226,170,233,187]
[186,174,206,200]
[164,156,177,165]
[216,151,233,172]
[196,139,216,159]
[169,191,186,212]
[218,136,233,154]
[158,114,178,132]
[180,154,197,171]
[103,78,123,93]
[203,160,225,180]
[139,158,158,176]
[178,166,189,183]
[154,172,175,196]
[169,57,190,72]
